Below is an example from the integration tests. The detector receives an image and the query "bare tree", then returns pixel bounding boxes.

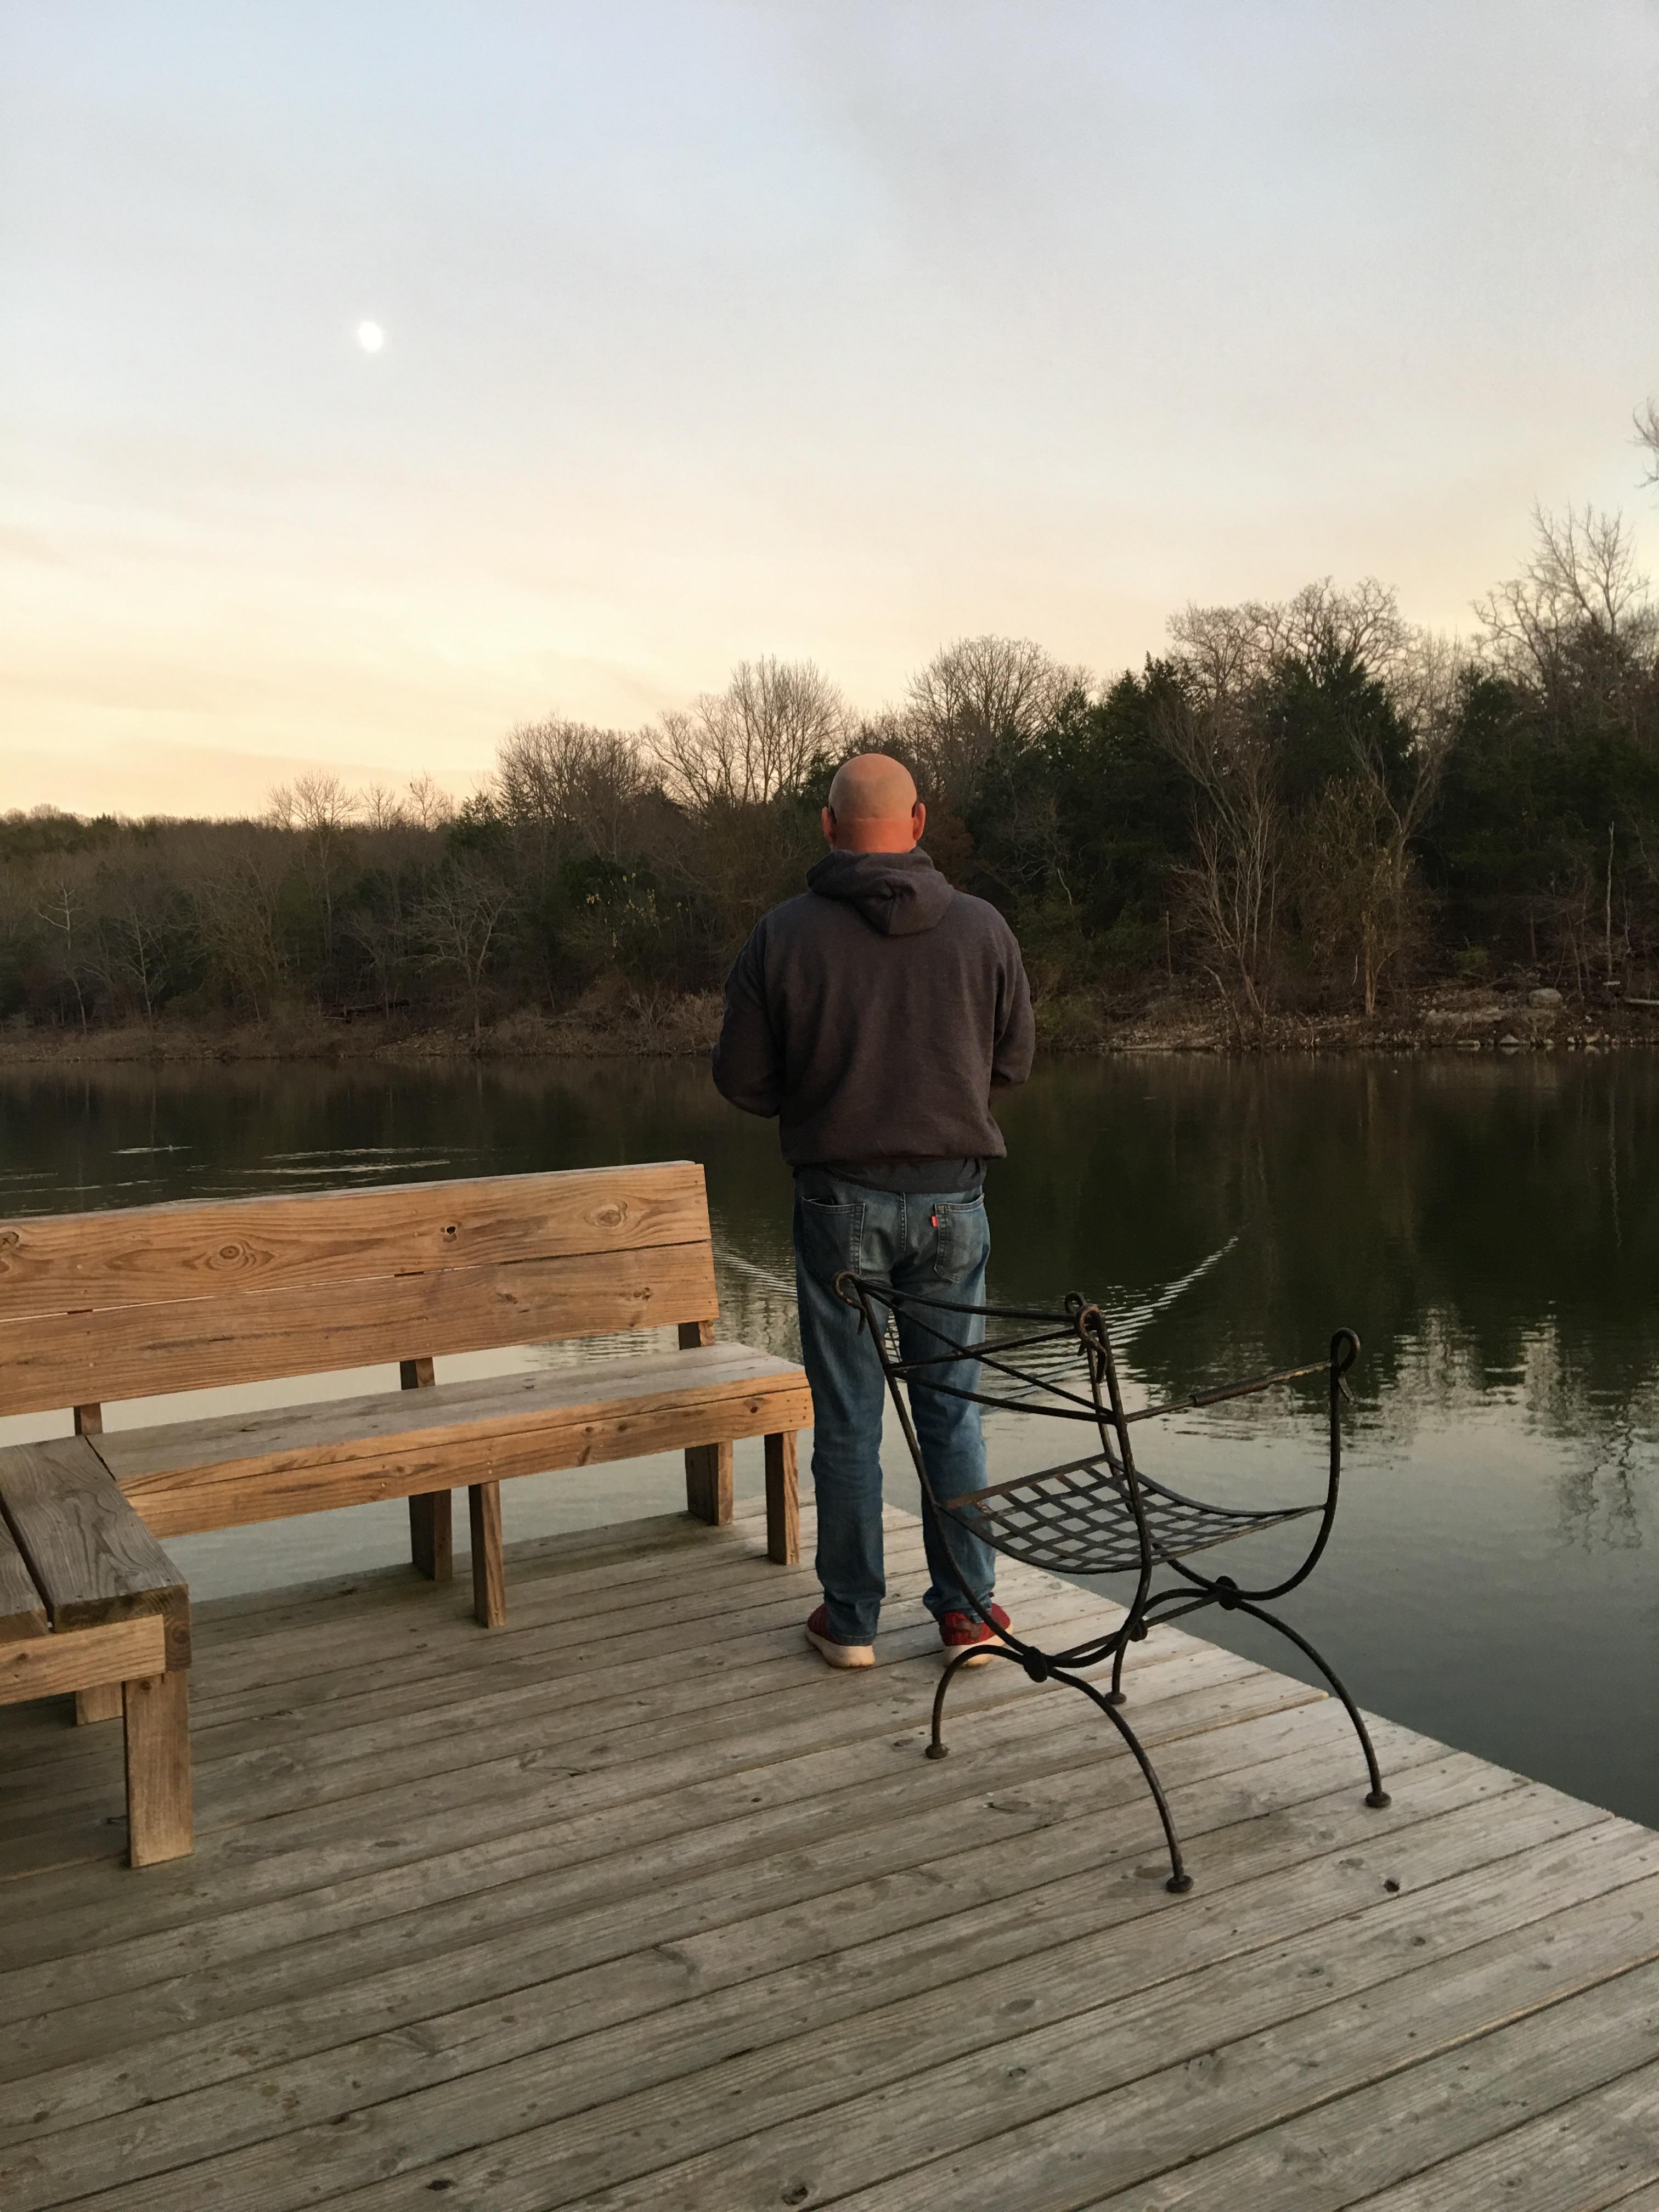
[1298,756,1438,1015]
[268,770,359,836]
[652,658,847,810]
[417,860,512,1047]
[360,784,410,832]
[187,829,292,1018]
[1159,585,1459,1022]
[657,793,820,952]
[1155,687,1284,1032]
[1163,601,1272,708]
[1476,505,1657,714]
[1269,577,1408,676]
[268,771,359,972]
[92,876,173,1023]
[495,719,651,861]
[1387,627,1468,748]
[904,636,1087,800]
[1169,579,1408,703]
[404,772,458,831]
[344,898,417,1017]
[35,871,94,1032]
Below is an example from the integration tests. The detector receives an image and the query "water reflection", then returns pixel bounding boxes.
[0,1054,1654,1821]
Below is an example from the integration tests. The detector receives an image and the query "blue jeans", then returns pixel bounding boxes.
[793,1169,998,1644]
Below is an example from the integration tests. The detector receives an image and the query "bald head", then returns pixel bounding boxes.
[822,753,925,854]
[828,753,917,821]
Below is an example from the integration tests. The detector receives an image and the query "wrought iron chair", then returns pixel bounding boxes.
[833,1272,1389,1894]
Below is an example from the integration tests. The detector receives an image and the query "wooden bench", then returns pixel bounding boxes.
[0,1439,193,1865]
[0,1163,810,1643]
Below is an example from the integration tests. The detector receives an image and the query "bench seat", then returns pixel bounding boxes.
[0,1437,192,1865]
[92,1342,812,1544]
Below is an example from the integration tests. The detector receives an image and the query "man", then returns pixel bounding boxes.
[712,752,1035,1669]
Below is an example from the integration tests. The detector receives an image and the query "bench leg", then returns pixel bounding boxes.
[469,1482,506,1629]
[76,1681,124,1725]
[409,1492,453,1582]
[400,1360,447,1582]
[123,1671,193,1866]
[764,1432,799,1565]
[685,1442,734,1527]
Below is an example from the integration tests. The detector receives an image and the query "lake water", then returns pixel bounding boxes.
[1,1053,1655,1825]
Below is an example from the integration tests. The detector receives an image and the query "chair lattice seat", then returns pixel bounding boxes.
[833,1271,1390,1894]
[947,1460,1318,1579]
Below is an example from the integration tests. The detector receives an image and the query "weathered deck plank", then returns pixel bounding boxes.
[0,1502,1652,2212]
[0,1567,1125,1859]
[5,1503,919,1733]
[0,1661,1316,2146]
[0,1639,1294,2048]
[396,1827,1656,2212]
[0,1751,1509,2210]
[1350,2059,1659,2210]
[797,1897,1659,2212]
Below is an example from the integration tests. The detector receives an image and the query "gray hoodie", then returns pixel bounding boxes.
[711,848,1035,1173]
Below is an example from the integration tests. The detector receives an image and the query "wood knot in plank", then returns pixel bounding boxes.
[211,1242,264,1272]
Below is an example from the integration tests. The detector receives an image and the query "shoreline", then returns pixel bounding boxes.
[2,985,1656,1066]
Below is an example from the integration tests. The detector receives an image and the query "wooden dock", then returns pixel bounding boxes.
[2,1500,1658,2210]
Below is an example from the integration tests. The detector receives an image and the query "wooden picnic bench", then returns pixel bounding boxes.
[0,1438,193,1865]
[0,1160,809,1863]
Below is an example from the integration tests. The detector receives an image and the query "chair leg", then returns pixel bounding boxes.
[925,1640,1026,1760]
[924,1639,1194,1895]
[123,1671,193,1866]
[685,1442,735,1526]
[469,1482,506,1628]
[1227,1595,1391,1809]
[1053,1665,1194,1894]
[764,1432,799,1564]
[409,1492,453,1582]
[1108,1634,1130,1706]
[76,1681,123,1725]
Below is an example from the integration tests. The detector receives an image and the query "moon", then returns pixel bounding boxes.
[356,320,385,354]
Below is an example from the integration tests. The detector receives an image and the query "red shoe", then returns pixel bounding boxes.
[805,1604,876,1669]
[939,1602,1012,1668]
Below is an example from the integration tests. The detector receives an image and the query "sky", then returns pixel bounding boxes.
[3,0,1658,818]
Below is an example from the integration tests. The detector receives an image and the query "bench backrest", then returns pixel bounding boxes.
[0,1163,718,1419]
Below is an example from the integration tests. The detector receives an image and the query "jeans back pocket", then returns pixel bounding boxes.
[796,1196,864,1286]
[933,1195,989,1283]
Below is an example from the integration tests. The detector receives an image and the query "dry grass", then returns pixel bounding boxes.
[0,983,1654,1066]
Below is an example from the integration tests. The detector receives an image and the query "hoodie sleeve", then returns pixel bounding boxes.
[711,919,785,1119]
[991,936,1036,1090]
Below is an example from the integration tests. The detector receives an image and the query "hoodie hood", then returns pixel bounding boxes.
[805,848,955,937]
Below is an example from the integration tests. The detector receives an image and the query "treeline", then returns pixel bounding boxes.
[4,504,1658,1042]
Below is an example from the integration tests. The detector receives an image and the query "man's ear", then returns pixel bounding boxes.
[911,801,927,847]
[821,805,837,847]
